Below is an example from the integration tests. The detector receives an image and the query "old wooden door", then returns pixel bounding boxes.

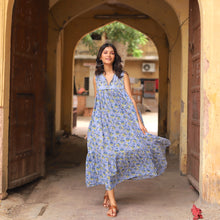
[8,0,48,189]
[187,0,201,191]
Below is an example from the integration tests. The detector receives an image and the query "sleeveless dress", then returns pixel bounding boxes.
[85,72,170,190]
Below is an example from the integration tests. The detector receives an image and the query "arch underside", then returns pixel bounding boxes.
[48,0,180,149]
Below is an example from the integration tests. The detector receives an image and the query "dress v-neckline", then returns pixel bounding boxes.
[103,73,115,86]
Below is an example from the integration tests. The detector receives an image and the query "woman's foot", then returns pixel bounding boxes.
[103,193,110,208]
[107,204,118,217]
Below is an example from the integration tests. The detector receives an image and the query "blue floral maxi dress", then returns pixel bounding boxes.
[86,72,171,190]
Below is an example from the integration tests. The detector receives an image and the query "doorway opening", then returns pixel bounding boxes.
[4,0,181,199]
[72,22,159,138]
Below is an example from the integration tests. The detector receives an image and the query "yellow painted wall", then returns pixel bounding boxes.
[74,59,159,92]
[125,60,159,79]
[163,0,190,174]
[199,0,220,204]
[74,59,95,92]
[55,30,63,132]
[0,0,14,199]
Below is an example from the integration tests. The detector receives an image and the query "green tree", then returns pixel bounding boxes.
[81,21,148,57]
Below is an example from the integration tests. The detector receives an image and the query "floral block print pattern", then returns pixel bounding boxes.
[86,72,171,190]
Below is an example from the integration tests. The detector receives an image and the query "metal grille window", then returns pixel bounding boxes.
[143,79,156,99]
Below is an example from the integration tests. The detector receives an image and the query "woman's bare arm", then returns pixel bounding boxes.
[123,72,148,134]
[84,75,96,140]
[93,75,97,97]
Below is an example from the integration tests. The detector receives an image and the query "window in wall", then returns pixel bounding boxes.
[84,77,89,91]
[90,32,101,40]
[143,79,156,99]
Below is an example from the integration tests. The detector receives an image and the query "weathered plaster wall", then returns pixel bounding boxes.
[55,30,63,132]
[74,59,159,92]
[0,0,14,199]
[0,1,6,107]
[199,0,220,205]
[164,0,189,174]
[125,60,159,79]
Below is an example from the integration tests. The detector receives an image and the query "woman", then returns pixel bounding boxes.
[85,43,170,217]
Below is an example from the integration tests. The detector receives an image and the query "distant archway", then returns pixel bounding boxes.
[60,17,169,140]
[48,0,182,156]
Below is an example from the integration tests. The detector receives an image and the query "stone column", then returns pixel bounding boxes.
[0,0,12,200]
[89,65,96,97]
[199,0,220,204]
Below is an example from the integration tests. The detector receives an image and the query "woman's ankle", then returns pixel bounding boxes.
[110,200,117,207]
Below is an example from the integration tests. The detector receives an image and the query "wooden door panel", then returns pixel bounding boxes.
[187,0,201,191]
[13,95,34,152]
[8,0,48,189]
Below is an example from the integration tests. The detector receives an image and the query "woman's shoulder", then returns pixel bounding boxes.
[94,73,103,79]
[120,70,128,76]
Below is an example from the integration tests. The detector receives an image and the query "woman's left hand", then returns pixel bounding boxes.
[138,121,148,134]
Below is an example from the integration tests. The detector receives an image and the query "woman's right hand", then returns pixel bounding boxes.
[138,121,148,134]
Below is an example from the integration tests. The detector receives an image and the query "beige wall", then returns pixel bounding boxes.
[55,30,63,132]
[199,0,220,204]
[125,60,159,79]
[0,0,14,199]
[74,59,159,92]
[74,59,95,92]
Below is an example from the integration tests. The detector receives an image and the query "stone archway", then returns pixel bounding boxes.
[5,0,220,204]
[61,16,169,138]
[0,0,183,200]
[48,0,183,157]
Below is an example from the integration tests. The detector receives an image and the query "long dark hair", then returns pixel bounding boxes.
[95,43,123,78]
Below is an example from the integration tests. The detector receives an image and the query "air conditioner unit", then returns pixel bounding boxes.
[142,63,156,72]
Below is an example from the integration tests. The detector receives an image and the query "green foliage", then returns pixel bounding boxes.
[81,35,99,56]
[81,21,148,57]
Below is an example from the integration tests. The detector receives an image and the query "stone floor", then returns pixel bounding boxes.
[0,113,219,220]
[72,112,159,138]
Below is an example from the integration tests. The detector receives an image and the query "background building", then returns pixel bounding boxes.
[74,35,159,116]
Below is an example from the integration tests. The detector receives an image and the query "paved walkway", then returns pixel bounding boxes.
[1,113,219,219]
[73,112,159,137]
[0,148,198,220]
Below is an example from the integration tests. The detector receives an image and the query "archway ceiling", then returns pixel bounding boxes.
[49,0,180,45]
[50,0,59,8]
[64,4,167,55]
[82,3,150,20]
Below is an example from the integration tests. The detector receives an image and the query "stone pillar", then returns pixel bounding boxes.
[199,0,220,204]
[89,65,95,97]
[179,4,189,175]
[61,26,74,133]
[0,0,12,200]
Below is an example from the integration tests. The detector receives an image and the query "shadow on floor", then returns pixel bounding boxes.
[1,135,201,220]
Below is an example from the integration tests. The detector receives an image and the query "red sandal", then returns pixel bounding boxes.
[107,205,118,217]
[103,194,110,208]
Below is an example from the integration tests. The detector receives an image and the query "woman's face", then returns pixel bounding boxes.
[100,46,115,65]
